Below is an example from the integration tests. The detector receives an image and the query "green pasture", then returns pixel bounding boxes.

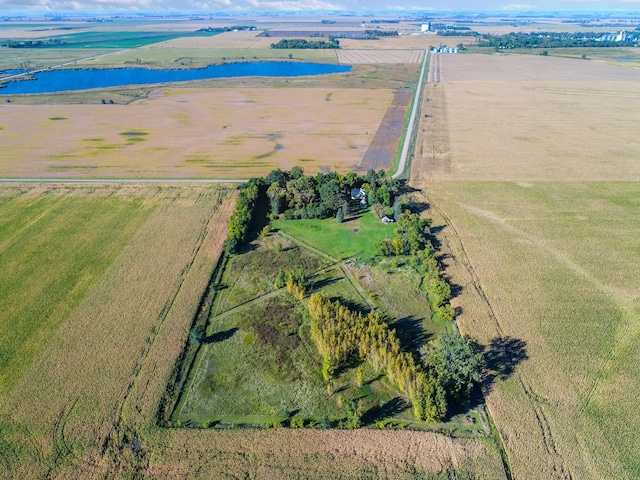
[0,191,155,395]
[272,212,395,261]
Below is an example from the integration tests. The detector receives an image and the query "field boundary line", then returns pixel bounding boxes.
[0,178,248,184]
[415,190,514,479]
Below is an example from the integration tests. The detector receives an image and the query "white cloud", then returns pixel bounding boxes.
[0,0,342,9]
[501,3,535,9]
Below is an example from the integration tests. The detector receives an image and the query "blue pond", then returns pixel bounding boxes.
[0,62,351,95]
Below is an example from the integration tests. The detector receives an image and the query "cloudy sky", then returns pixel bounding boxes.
[1,0,639,12]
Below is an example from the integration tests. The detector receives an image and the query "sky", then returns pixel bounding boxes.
[1,0,640,12]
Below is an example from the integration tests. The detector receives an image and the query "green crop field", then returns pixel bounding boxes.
[5,30,221,49]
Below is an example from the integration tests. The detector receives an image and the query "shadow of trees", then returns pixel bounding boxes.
[392,315,431,354]
[362,397,409,426]
[483,336,529,394]
[203,327,239,344]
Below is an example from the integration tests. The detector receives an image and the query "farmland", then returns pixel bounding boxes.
[0,183,506,477]
[0,183,236,478]
[6,11,640,478]
[412,53,640,478]
[0,15,509,477]
[0,87,397,178]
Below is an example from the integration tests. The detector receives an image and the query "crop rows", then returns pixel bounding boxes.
[337,49,423,64]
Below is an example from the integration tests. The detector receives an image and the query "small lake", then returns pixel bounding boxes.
[0,62,351,95]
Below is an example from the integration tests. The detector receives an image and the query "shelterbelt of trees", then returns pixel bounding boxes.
[224,167,402,254]
[223,168,484,422]
[270,38,340,49]
[478,31,638,49]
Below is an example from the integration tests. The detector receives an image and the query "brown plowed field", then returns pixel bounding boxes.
[359,88,412,171]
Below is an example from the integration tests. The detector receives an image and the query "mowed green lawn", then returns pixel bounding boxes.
[428,180,640,479]
[272,212,396,261]
[0,189,155,394]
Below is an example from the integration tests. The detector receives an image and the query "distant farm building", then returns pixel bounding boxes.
[432,44,458,54]
[381,215,394,225]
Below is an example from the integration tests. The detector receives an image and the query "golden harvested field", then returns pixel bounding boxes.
[0,183,507,479]
[419,54,640,182]
[0,183,235,478]
[1,87,394,179]
[149,30,276,49]
[340,35,477,50]
[412,53,640,479]
[337,49,423,64]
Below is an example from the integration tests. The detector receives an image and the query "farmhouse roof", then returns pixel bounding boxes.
[351,187,366,200]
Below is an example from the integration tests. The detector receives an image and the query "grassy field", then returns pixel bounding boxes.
[272,212,397,260]
[0,47,118,71]
[412,53,640,479]
[85,46,338,68]
[173,219,481,434]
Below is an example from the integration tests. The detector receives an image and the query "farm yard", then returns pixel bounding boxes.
[172,223,468,430]
[412,53,640,479]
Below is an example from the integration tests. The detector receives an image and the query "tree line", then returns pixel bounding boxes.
[270,38,340,49]
[478,31,634,49]
[374,203,455,322]
[307,293,482,422]
[4,39,62,48]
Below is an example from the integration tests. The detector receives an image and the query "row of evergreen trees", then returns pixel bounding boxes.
[223,178,261,254]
